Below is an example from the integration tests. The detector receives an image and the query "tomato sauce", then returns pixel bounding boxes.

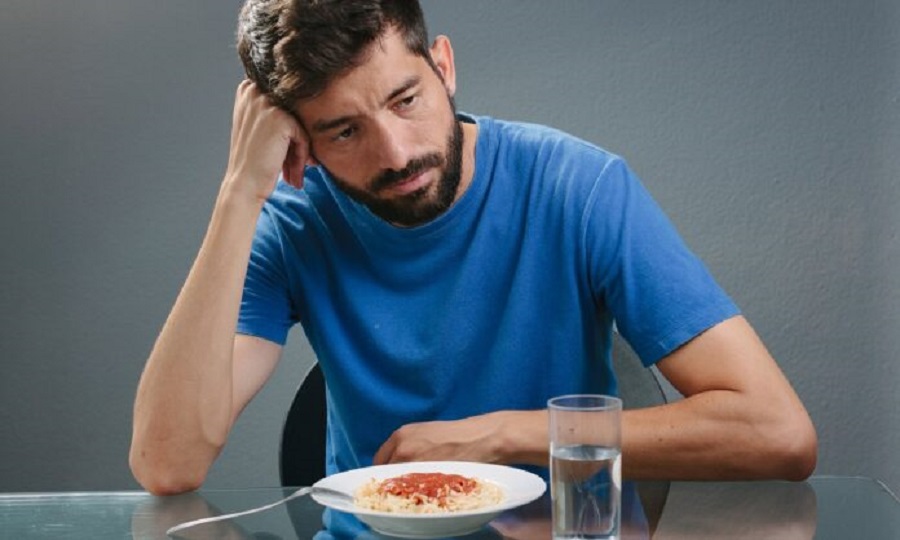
[378,472,478,506]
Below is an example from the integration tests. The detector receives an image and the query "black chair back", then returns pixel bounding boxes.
[279,362,327,488]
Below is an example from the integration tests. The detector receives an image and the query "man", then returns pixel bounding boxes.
[131,0,816,511]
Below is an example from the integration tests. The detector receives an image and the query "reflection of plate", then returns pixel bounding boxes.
[352,526,504,540]
[312,461,547,539]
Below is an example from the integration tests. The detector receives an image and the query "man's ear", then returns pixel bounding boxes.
[429,35,457,97]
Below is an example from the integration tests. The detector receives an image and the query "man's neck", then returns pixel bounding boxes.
[453,119,479,205]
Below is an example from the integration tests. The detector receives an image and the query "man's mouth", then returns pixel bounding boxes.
[387,170,431,196]
[371,153,444,195]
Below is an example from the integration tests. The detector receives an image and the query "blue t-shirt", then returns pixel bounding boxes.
[238,113,738,477]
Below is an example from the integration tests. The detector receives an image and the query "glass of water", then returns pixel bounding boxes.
[548,394,623,540]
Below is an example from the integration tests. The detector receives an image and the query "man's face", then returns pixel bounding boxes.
[297,30,463,227]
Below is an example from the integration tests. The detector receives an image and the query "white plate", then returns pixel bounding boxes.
[312,461,547,539]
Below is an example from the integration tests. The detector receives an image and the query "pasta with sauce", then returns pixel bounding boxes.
[353,472,504,513]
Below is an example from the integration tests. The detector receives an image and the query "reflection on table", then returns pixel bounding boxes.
[0,476,897,539]
[653,479,817,539]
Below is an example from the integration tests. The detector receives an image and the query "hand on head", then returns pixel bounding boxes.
[225,80,313,200]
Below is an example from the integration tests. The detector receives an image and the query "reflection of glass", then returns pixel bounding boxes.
[653,481,817,539]
[491,485,649,540]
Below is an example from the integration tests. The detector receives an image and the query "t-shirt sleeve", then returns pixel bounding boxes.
[584,158,740,366]
[237,207,295,346]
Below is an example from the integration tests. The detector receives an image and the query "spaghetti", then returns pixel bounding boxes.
[354,472,504,513]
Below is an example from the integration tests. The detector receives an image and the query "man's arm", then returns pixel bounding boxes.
[375,316,817,481]
[129,81,307,495]
[620,315,817,480]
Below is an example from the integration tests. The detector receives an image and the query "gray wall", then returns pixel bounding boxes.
[2,1,898,495]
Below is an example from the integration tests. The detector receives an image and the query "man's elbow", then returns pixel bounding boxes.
[770,414,818,481]
[129,446,207,496]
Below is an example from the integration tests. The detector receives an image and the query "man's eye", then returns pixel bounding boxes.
[396,95,417,109]
[333,126,356,142]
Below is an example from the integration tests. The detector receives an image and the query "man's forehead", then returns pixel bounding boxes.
[295,31,429,123]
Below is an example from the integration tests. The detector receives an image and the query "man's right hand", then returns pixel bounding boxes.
[224,80,310,201]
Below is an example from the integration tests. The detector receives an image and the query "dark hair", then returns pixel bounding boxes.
[237,0,430,110]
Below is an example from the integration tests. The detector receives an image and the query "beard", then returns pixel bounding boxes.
[326,98,464,227]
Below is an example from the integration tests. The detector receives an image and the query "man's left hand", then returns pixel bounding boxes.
[372,410,549,467]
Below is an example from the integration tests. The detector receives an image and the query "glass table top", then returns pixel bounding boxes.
[0,476,896,539]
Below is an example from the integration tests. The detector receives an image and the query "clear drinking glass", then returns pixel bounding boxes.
[549,395,623,540]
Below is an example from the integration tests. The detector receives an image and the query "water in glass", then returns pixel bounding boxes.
[551,444,621,539]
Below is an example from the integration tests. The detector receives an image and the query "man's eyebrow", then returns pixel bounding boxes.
[310,76,421,134]
[383,75,420,106]
[311,114,356,134]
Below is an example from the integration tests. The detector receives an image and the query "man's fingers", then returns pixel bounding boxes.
[229,78,312,194]
[282,120,312,188]
[372,435,397,465]
[282,141,305,188]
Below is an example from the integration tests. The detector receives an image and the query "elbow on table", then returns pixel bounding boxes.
[129,446,208,496]
[769,414,818,481]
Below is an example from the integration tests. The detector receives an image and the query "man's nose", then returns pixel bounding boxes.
[371,119,413,172]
